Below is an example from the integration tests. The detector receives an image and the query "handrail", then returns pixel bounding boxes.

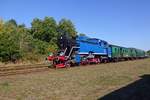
[67,46,79,59]
[63,48,67,55]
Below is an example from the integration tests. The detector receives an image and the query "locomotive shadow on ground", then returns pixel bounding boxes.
[98,74,150,100]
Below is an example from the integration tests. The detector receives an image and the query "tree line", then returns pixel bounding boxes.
[0,17,77,63]
[0,17,148,63]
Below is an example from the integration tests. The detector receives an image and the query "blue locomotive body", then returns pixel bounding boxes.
[76,36,109,55]
[73,36,112,63]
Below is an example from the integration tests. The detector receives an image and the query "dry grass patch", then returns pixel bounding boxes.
[0,58,150,100]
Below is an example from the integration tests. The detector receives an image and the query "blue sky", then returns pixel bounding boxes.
[1,0,150,50]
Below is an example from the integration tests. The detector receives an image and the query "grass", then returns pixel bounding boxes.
[0,58,150,100]
[0,82,10,91]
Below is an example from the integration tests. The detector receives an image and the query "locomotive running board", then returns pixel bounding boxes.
[78,52,107,55]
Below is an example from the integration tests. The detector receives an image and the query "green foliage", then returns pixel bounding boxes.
[31,17,58,43]
[0,19,34,62]
[147,50,150,56]
[32,39,49,54]
[0,19,3,31]
[58,18,77,38]
[0,20,21,62]
[0,17,77,63]
[0,82,10,92]
[5,19,17,27]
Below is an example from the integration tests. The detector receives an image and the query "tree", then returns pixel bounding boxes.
[147,50,150,56]
[31,17,58,43]
[0,19,3,31]
[5,19,17,27]
[0,19,33,62]
[0,20,21,62]
[58,18,77,38]
[31,18,43,38]
[17,24,32,53]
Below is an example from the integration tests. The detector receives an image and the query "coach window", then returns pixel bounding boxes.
[115,48,117,52]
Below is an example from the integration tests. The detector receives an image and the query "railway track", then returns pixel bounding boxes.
[0,58,146,77]
[0,64,50,76]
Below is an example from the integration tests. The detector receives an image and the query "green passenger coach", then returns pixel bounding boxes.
[109,45,130,61]
[109,45,146,61]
